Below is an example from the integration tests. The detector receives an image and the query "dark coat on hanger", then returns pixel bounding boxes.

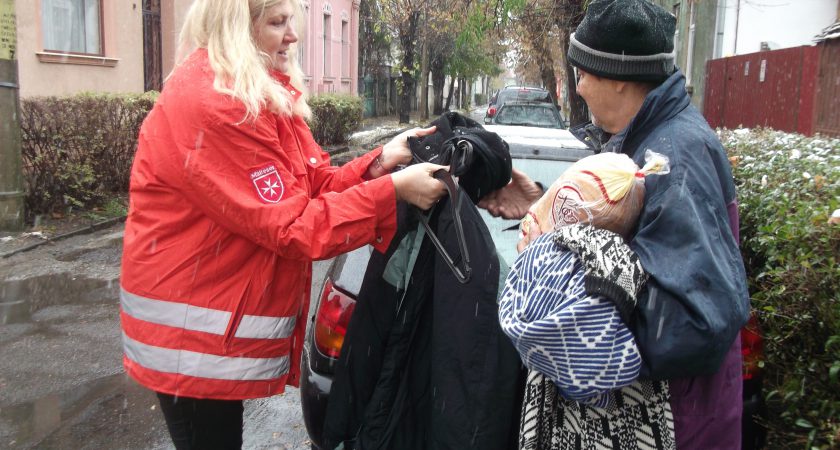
[322,111,522,449]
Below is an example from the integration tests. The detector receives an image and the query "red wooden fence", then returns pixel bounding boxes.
[704,44,839,138]
[815,39,840,136]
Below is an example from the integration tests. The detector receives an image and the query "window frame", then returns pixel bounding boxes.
[40,0,105,57]
[323,13,331,76]
[341,19,349,79]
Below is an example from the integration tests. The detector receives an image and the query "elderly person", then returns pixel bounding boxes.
[482,1,750,448]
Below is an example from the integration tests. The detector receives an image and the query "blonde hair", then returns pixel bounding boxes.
[176,0,311,120]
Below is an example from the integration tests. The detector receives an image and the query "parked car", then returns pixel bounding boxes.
[485,86,554,123]
[487,101,566,129]
[741,312,768,449]
[300,127,767,450]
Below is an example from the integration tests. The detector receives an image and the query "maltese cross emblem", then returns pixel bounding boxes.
[250,165,284,203]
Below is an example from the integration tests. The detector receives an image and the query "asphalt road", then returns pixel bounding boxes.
[0,222,329,450]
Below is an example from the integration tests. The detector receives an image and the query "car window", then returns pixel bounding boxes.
[497,88,551,105]
[478,157,575,266]
[494,105,562,128]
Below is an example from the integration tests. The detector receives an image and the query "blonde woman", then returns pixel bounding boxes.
[119,0,446,448]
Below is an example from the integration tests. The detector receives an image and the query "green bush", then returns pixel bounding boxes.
[307,93,363,145]
[474,93,488,106]
[722,128,840,449]
[19,92,157,221]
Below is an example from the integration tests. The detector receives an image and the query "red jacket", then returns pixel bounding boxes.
[120,49,397,400]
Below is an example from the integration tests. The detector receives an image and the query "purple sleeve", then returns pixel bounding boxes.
[727,199,740,243]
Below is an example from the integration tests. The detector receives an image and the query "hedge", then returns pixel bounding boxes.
[722,128,840,449]
[19,92,158,221]
[17,91,369,222]
[307,93,363,145]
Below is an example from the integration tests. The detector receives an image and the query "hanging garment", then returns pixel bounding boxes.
[323,113,523,450]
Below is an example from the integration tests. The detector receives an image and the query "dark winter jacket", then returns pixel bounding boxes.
[322,197,524,450]
[572,70,749,449]
[322,113,522,450]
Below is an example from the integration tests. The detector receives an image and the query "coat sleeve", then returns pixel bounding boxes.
[290,115,385,195]
[629,158,750,380]
[498,235,642,405]
[165,101,397,261]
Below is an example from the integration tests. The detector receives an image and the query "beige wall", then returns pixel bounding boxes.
[15,0,144,97]
[161,0,193,79]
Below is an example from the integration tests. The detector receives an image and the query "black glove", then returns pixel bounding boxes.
[553,224,647,324]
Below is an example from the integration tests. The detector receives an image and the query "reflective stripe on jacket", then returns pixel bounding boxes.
[120,49,397,400]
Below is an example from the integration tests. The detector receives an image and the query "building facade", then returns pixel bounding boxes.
[14,0,358,98]
[298,0,359,95]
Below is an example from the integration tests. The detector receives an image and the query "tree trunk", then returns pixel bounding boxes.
[419,37,430,120]
[444,75,455,111]
[558,1,589,127]
[398,12,420,124]
[431,57,446,115]
[463,78,471,109]
[541,65,557,108]
[562,29,589,127]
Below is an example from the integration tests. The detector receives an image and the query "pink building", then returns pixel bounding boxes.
[299,0,360,95]
[13,0,359,98]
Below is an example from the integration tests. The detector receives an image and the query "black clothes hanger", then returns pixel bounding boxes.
[405,111,512,284]
[415,169,472,284]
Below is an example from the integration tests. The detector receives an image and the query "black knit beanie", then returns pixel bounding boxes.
[568,0,676,82]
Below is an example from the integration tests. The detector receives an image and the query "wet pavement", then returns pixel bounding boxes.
[0,221,328,449]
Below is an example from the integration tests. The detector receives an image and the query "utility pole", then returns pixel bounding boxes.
[0,0,23,230]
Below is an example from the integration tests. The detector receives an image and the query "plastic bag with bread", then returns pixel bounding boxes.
[520,150,670,239]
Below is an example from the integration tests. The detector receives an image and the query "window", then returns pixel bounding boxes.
[323,14,331,76]
[341,20,349,78]
[42,0,102,54]
[300,6,309,74]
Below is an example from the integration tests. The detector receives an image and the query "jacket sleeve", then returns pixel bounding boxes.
[290,115,385,195]
[498,235,642,405]
[629,165,750,380]
[166,102,397,261]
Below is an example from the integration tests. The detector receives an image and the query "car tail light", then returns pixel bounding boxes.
[741,313,764,380]
[314,280,357,359]
[488,106,497,117]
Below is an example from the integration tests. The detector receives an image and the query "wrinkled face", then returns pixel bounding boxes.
[254,2,298,72]
[575,69,619,133]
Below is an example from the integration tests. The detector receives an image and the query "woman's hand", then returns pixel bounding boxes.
[478,168,543,220]
[517,219,543,253]
[391,163,448,211]
[379,125,438,171]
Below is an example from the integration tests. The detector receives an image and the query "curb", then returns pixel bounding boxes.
[0,216,127,259]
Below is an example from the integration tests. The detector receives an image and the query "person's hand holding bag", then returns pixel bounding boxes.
[391,163,448,210]
[368,126,438,178]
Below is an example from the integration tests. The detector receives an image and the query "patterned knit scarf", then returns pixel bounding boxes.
[501,232,675,450]
[519,371,674,450]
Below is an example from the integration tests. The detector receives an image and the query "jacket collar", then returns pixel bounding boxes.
[572,70,691,155]
[269,70,303,102]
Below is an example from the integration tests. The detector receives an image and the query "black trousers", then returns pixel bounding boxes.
[156,392,244,450]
